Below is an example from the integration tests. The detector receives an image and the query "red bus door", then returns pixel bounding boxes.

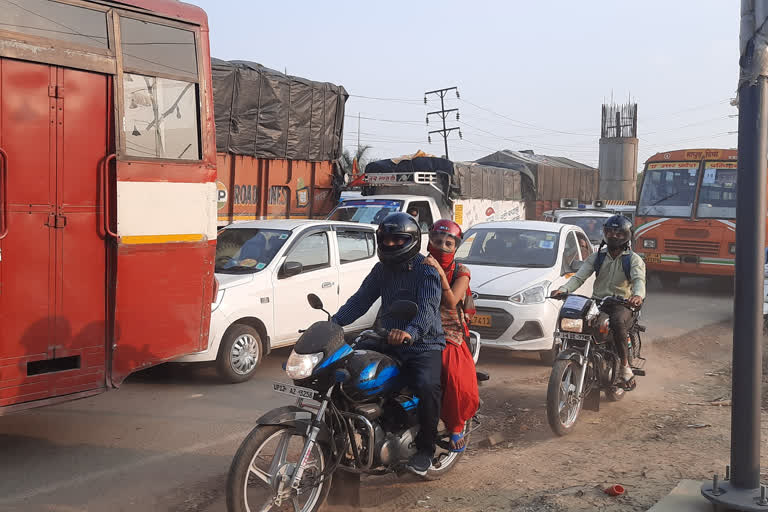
[0,58,110,407]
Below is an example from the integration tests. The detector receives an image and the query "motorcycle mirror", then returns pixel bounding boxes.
[389,300,418,321]
[307,293,332,321]
[307,294,324,310]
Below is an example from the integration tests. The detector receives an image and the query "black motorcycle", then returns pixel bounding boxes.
[546,294,646,436]
[226,294,482,512]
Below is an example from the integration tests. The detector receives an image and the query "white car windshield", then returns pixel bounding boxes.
[327,199,403,224]
[456,228,560,268]
[216,228,291,274]
[560,216,605,243]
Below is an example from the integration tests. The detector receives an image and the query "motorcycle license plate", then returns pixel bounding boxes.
[472,314,492,327]
[272,382,316,400]
[558,332,592,342]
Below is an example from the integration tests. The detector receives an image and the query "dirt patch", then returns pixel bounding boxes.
[331,322,753,512]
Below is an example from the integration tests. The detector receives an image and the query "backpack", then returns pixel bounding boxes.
[594,248,632,281]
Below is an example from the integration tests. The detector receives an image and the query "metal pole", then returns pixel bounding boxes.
[357,112,360,154]
[702,1,768,507]
[731,72,767,491]
[440,91,449,159]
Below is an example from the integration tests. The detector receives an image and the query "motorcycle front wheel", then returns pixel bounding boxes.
[546,359,584,436]
[226,425,331,512]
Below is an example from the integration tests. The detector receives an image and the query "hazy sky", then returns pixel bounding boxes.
[192,0,739,168]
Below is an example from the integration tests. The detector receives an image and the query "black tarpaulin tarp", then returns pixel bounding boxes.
[453,162,522,200]
[212,59,348,161]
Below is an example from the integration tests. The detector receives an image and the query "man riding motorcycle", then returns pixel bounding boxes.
[551,215,646,384]
[331,212,445,476]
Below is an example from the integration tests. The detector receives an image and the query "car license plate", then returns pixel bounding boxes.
[272,382,316,400]
[644,253,661,264]
[472,314,492,328]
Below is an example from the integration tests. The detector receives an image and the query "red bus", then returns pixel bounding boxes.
[0,0,217,413]
[634,149,747,285]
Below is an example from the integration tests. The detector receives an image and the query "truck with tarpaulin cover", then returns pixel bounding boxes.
[474,149,601,220]
[328,152,527,237]
[211,60,347,225]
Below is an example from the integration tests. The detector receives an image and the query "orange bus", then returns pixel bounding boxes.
[0,0,217,413]
[634,148,748,286]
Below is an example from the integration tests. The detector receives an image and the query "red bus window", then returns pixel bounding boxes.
[120,17,197,80]
[0,0,109,49]
[123,73,200,160]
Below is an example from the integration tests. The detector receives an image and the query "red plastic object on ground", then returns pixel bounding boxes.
[604,484,625,496]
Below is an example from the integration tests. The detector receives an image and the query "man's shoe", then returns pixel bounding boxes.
[406,451,432,476]
[620,365,634,382]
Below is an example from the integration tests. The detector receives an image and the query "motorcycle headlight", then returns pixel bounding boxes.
[509,281,551,305]
[212,289,225,312]
[560,318,583,333]
[285,350,323,380]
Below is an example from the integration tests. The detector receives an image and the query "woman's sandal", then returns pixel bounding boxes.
[449,432,466,453]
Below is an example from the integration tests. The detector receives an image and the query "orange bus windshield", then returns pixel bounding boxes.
[697,163,737,219]
[638,160,738,220]
[637,164,699,218]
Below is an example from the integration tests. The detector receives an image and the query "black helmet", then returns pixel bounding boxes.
[376,212,421,266]
[603,215,633,250]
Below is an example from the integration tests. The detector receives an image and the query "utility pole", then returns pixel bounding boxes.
[357,112,361,154]
[701,2,768,508]
[425,87,461,159]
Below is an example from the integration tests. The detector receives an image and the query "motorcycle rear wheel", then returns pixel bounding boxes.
[226,425,331,512]
[546,359,584,436]
[423,423,470,481]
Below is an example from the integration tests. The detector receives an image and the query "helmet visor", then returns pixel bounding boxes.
[379,233,412,251]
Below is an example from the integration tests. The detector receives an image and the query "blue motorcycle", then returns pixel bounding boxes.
[226,294,482,512]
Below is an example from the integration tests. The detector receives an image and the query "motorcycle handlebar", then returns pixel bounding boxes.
[358,327,413,345]
[550,293,640,311]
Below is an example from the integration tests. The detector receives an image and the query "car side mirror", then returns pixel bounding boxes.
[281,261,303,278]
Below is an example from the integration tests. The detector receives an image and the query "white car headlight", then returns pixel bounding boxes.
[212,289,225,312]
[509,281,551,305]
[285,350,323,380]
[560,318,583,333]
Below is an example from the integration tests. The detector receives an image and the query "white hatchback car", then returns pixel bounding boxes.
[457,221,595,363]
[176,220,381,382]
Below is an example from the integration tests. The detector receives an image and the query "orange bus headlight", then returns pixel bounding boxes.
[729,243,736,254]
[642,238,657,249]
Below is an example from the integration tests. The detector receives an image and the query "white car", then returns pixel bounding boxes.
[542,209,614,250]
[457,220,595,363]
[177,220,381,382]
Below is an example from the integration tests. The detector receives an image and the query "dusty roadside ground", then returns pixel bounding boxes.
[329,322,765,512]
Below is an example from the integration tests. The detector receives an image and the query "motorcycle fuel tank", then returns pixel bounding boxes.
[341,350,401,403]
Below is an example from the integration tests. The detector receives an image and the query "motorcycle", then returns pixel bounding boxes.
[226,294,484,512]
[546,294,646,436]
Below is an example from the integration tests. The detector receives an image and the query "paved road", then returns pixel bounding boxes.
[0,277,734,511]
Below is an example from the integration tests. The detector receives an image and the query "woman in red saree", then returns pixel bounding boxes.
[424,220,480,452]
